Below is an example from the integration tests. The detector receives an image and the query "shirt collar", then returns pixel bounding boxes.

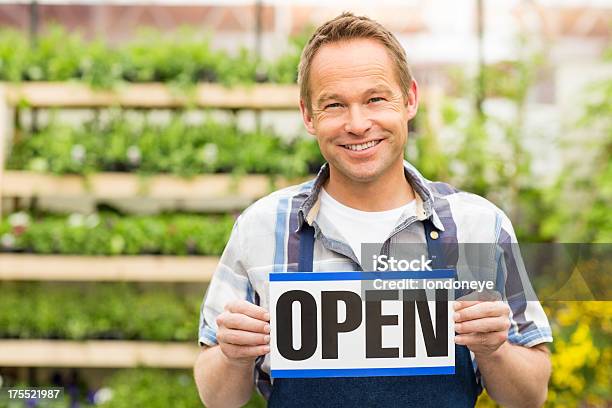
[296,160,445,232]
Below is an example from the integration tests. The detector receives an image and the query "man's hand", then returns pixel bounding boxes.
[216,300,271,366]
[453,290,511,357]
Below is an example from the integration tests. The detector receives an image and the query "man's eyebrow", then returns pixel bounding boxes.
[316,86,394,106]
[364,85,393,95]
[316,93,341,107]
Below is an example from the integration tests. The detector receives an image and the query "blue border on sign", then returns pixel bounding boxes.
[269,269,455,281]
[271,365,455,378]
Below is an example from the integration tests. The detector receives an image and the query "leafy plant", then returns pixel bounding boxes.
[0,25,305,88]
[0,282,201,341]
[7,115,324,178]
[0,212,234,256]
[266,27,313,84]
[121,27,221,88]
[97,369,205,408]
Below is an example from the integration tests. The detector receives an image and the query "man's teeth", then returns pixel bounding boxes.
[344,140,380,151]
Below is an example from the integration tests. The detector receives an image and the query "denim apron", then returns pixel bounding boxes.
[267,219,480,408]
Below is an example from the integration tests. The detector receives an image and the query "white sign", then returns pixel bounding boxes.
[269,270,456,378]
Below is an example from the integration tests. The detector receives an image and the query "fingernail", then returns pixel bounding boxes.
[264,345,270,353]
[264,335,270,343]
[264,324,271,333]
[264,312,270,321]
[453,302,461,310]
[453,313,460,321]
[455,336,463,344]
[455,323,462,331]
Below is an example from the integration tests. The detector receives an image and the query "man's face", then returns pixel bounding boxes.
[300,38,418,184]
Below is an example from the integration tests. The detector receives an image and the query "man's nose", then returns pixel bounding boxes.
[344,104,372,135]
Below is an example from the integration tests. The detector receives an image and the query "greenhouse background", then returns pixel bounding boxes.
[0,0,610,407]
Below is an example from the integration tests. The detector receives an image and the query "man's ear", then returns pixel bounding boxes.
[299,99,317,136]
[405,80,419,121]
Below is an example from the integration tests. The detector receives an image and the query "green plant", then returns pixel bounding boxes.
[215,47,259,87]
[0,212,234,256]
[0,25,306,87]
[121,27,221,88]
[557,59,611,242]
[0,282,200,341]
[8,115,324,178]
[266,27,313,84]
[0,29,29,82]
[97,369,203,408]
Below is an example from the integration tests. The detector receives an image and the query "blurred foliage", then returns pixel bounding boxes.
[8,114,324,178]
[409,44,611,244]
[554,61,612,243]
[477,301,612,408]
[97,369,204,408]
[98,369,265,408]
[0,282,200,341]
[544,302,612,406]
[0,25,308,88]
[408,40,611,406]
[0,212,234,256]
[265,27,312,84]
[410,49,553,242]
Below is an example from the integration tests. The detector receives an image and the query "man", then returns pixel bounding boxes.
[194,12,552,408]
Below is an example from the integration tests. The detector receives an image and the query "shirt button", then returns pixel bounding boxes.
[430,230,439,240]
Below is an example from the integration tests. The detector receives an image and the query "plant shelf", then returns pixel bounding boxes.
[2,82,300,110]
[0,340,199,368]
[0,254,218,282]
[1,170,302,201]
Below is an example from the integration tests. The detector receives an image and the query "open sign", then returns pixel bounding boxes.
[269,270,455,378]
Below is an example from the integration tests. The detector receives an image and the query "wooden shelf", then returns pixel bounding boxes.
[0,254,218,282]
[2,82,300,110]
[0,340,199,368]
[1,171,303,201]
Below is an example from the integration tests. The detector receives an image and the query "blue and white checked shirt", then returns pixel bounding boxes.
[198,161,553,398]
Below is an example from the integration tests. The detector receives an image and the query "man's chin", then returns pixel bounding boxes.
[334,164,384,184]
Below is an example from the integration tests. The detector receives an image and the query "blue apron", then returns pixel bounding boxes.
[268,219,480,407]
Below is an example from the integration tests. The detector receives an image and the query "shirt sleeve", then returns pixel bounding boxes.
[496,212,553,347]
[198,215,253,347]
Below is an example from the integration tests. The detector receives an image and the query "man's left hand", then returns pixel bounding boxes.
[453,290,511,357]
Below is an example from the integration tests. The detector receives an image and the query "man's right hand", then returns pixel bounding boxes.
[215,300,271,365]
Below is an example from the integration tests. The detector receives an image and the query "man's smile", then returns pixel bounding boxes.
[341,139,383,152]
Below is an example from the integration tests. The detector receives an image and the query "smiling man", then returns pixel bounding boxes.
[194,12,552,408]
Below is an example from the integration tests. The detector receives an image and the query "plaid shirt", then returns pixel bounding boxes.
[198,161,553,398]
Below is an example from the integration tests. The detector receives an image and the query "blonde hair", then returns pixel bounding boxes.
[298,12,414,113]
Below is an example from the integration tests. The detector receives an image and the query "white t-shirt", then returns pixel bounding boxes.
[318,187,416,262]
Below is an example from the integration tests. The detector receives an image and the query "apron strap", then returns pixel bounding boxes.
[423,219,445,269]
[298,224,316,272]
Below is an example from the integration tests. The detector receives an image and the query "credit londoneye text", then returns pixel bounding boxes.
[372,278,494,292]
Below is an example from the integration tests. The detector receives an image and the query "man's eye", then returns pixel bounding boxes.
[325,103,342,109]
[369,97,385,103]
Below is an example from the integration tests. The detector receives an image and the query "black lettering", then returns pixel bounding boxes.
[276,290,317,360]
[365,290,399,358]
[402,289,448,357]
[321,291,362,359]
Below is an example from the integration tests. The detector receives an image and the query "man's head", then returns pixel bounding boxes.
[298,12,419,185]
[298,12,414,115]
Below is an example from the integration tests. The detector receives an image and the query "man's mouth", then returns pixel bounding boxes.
[342,139,382,152]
